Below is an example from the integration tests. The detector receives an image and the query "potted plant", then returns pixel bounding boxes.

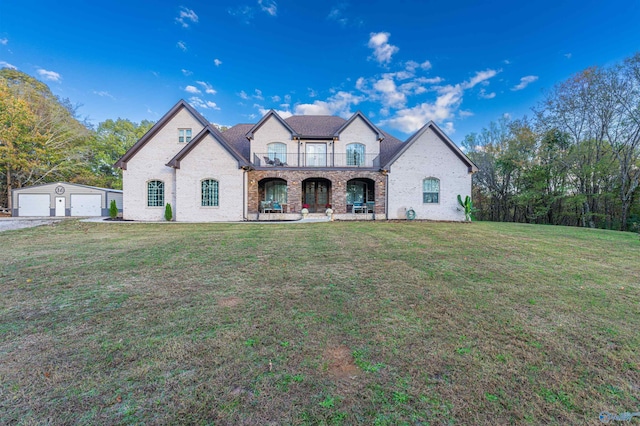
[325,203,334,221]
[301,203,309,218]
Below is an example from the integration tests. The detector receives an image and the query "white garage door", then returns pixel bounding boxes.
[71,194,102,216]
[18,194,51,216]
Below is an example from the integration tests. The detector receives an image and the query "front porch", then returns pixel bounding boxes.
[247,170,387,221]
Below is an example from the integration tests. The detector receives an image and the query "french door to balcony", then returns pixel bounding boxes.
[304,179,330,213]
[305,143,327,167]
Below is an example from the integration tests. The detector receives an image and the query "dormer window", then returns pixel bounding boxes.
[179,128,192,143]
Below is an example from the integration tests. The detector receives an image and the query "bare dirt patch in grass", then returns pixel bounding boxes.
[324,345,359,379]
[218,296,242,307]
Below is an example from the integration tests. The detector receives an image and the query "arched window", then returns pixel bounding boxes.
[147,180,164,207]
[201,179,219,206]
[267,142,287,163]
[264,180,287,204]
[346,143,365,166]
[423,178,440,203]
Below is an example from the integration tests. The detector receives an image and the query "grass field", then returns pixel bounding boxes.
[1,220,638,425]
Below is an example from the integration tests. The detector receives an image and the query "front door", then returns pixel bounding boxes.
[55,197,65,216]
[304,180,330,213]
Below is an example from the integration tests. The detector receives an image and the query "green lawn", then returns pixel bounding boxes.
[1,220,638,425]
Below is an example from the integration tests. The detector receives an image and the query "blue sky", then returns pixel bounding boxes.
[1,1,639,143]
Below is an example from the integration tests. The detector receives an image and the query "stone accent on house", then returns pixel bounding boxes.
[247,169,386,217]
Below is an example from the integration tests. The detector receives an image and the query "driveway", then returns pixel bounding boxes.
[0,217,66,232]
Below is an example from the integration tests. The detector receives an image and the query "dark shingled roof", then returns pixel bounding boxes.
[222,124,254,159]
[284,115,347,138]
[379,130,405,166]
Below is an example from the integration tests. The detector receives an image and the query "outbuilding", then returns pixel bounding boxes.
[11,182,123,217]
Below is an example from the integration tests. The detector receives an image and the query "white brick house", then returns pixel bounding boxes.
[115,100,477,222]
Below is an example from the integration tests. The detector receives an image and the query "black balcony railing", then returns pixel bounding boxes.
[253,153,380,168]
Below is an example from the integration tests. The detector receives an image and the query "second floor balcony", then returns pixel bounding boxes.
[253,152,380,169]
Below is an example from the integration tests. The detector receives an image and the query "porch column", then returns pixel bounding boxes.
[287,180,302,213]
[332,177,347,214]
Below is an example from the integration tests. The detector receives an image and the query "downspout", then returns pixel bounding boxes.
[386,171,389,220]
[243,168,247,221]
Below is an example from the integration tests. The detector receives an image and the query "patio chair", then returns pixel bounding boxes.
[263,156,275,166]
[353,202,366,213]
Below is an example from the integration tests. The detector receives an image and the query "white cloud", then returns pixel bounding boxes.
[228,5,255,23]
[479,88,496,99]
[185,85,201,94]
[503,59,511,65]
[254,89,264,100]
[327,2,363,27]
[294,91,364,117]
[37,68,62,82]
[380,69,500,133]
[257,104,292,118]
[373,77,406,108]
[308,88,318,98]
[93,90,115,99]
[0,61,17,70]
[176,7,198,28]
[177,41,187,51]
[511,75,538,91]
[189,97,220,110]
[181,69,193,76]
[214,58,222,67]
[564,53,572,59]
[406,60,431,71]
[239,90,249,100]
[462,69,499,89]
[258,0,277,16]
[415,76,444,84]
[284,94,291,104]
[328,4,348,26]
[271,95,281,102]
[458,110,473,118]
[368,32,399,65]
[196,81,217,94]
[0,38,7,45]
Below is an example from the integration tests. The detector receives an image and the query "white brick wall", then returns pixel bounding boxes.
[335,116,380,166]
[122,108,205,221]
[175,134,245,222]
[250,117,296,165]
[387,127,472,221]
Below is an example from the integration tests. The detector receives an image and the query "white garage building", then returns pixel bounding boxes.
[11,182,123,217]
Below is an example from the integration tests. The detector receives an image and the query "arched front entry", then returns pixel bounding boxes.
[258,178,288,212]
[346,178,375,213]
[302,178,331,213]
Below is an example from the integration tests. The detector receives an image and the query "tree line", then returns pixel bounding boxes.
[0,69,153,210]
[464,53,640,232]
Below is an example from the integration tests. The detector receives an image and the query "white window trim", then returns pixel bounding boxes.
[178,128,192,143]
[200,178,219,208]
[422,177,440,204]
[147,180,165,208]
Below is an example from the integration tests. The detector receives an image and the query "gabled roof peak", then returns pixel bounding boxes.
[115,99,210,169]
[245,110,297,139]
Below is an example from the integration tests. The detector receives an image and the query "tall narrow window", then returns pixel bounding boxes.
[147,180,164,207]
[267,142,287,162]
[178,128,192,143]
[423,178,440,203]
[201,179,219,206]
[346,143,365,166]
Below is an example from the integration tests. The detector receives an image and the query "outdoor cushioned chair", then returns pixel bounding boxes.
[263,156,275,166]
[353,202,366,213]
